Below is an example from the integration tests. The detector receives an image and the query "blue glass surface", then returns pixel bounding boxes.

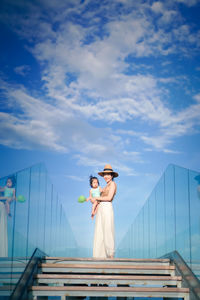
[143,202,149,258]
[174,165,190,264]
[189,170,200,274]
[165,165,176,253]
[155,175,166,257]
[0,163,77,297]
[117,164,200,279]
[149,191,156,258]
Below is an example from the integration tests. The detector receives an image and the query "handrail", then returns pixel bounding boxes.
[161,250,200,300]
[10,248,47,300]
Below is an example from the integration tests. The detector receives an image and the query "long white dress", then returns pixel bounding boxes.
[93,182,116,258]
[0,201,8,257]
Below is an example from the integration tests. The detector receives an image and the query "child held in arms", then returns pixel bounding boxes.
[87,175,102,219]
[0,176,16,217]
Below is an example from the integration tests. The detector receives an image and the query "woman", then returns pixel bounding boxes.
[0,176,16,257]
[91,164,118,259]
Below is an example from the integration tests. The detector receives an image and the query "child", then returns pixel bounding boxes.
[87,175,102,219]
[0,176,16,217]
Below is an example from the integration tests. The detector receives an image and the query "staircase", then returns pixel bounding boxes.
[0,257,28,298]
[28,257,190,299]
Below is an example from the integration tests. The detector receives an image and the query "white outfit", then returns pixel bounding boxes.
[93,182,116,258]
[0,201,8,257]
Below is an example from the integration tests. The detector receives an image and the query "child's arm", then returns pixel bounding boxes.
[86,190,92,202]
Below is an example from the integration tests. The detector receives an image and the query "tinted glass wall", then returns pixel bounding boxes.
[117,164,200,279]
[0,163,77,298]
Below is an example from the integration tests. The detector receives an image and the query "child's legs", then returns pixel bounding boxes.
[91,202,99,216]
[5,198,12,215]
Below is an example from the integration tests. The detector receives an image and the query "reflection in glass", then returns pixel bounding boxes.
[0,163,77,297]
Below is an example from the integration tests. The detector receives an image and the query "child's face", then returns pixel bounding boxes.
[92,179,99,188]
[7,179,12,187]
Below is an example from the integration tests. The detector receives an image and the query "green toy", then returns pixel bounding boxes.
[17,195,26,203]
[78,195,86,203]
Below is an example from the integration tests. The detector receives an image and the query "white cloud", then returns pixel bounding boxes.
[116,129,139,136]
[14,65,31,76]
[0,0,200,168]
[175,0,200,7]
[151,2,164,14]
[65,175,85,182]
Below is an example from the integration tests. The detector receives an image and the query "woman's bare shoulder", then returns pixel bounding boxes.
[110,181,117,189]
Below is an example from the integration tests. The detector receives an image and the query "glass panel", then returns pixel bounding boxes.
[156,175,166,257]
[118,163,200,278]
[175,165,190,264]
[134,218,139,258]
[149,190,156,258]
[189,169,200,278]
[165,165,176,253]
[44,179,52,254]
[0,175,15,295]
[137,210,144,258]
[13,169,30,257]
[0,163,78,297]
[51,189,57,256]
[143,201,149,258]
[36,164,46,251]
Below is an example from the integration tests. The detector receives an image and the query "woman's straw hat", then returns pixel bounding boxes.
[98,164,119,178]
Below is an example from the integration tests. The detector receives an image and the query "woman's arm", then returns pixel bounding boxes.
[95,181,116,202]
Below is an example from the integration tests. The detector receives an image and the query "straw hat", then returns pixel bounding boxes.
[98,164,119,178]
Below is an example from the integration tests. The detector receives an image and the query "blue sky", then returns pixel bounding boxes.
[0,0,200,251]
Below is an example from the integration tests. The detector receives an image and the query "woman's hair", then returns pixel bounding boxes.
[7,175,16,187]
[89,175,99,187]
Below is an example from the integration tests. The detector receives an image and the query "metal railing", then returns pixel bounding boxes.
[161,250,200,300]
[10,248,47,300]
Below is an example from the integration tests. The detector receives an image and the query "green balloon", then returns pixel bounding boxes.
[78,195,86,203]
[17,195,26,203]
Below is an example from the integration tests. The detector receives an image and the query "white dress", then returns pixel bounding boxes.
[0,201,8,257]
[93,182,116,258]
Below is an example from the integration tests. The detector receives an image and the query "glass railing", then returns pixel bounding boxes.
[117,164,200,280]
[0,163,78,299]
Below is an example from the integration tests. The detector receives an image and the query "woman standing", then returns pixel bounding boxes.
[91,164,118,259]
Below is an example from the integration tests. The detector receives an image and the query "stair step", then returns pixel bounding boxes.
[35,274,182,287]
[0,278,20,284]
[0,285,14,296]
[0,262,27,274]
[29,285,189,299]
[0,274,21,279]
[40,263,175,275]
[27,257,190,299]
[44,257,170,265]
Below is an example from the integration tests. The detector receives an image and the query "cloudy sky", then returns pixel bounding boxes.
[0,0,200,251]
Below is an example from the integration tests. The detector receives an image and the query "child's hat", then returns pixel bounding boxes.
[98,164,118,178]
